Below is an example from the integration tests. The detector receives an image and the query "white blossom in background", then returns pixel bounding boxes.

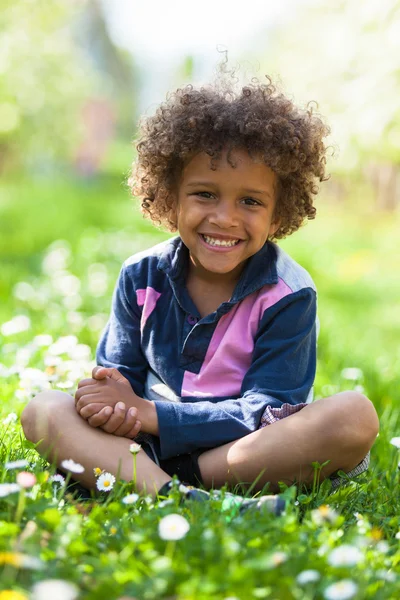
[158,514,190,540]
[2,412,18,425]
[296,569,321,584]
[0,483,21,497]
[327,544,363,567]
[33,334,54,347]
[390,437,400,448]
[5,459,29,470]
[122,493,139,504]
[42,243,72,274]
[1,315,31,336]
[52,273,81,297]
[48,336,79,356]
[61,459,85,474]
[88,263,109,296]
[323,580,358,600]
[13,281,36,302]
[31,578,79,600]
[340,368,363,381]
[49,474,66,486]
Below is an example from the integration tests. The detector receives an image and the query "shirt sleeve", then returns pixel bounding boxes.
[96,264,148,396]
[154,288,317,459]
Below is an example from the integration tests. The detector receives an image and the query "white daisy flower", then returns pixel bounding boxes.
[96,472,116,492]
[60,459,85,473]
[33,334,54,347]
[296,569,321,584]
[122,493,139,504]
[340,368,363,381]
[0,483,21,497]
[311,504,340,525]
[31,578,79,600]
[328,544,363,567]
[323,580,358,600]
[390,437,400,449]
[376,541,389,554]
[2,412,18,425]
[158,499,175,508]
[267,551,288,567]
[376,569,396,582]
[129,442,142,454]
[49,474,66,485]
[5,459,29,470]
[158,514,190,540]
[1,315,31,336]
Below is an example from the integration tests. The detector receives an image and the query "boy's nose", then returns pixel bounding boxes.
[208,199,239,228]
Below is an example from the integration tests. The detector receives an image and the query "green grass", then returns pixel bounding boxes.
[1,177,399,599]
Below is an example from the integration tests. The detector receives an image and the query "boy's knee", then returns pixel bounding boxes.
[21,390,74,443]
[337,391,380,449]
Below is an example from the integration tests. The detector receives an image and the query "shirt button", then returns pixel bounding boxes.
[187,315,198,325]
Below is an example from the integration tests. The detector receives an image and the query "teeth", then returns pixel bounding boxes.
[203,235,240,247]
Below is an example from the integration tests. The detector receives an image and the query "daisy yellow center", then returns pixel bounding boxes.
[104,480,111,487]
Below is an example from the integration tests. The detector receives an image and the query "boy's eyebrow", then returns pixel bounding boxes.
[185,181,273,198]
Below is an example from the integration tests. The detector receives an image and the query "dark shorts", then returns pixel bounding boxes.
[141,440,204,487]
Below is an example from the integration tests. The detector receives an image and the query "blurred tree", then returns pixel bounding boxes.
[0,0,96,173]
[0,0,139,177]
[252,0,400,209]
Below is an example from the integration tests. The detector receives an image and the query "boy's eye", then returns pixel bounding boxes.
[195,192,214,199]
[242,197,261,206]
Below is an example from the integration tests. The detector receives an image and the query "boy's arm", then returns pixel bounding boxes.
[95,263,149,396]
[153,289,317,459]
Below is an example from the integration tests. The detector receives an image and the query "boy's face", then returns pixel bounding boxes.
[174,148,280,283]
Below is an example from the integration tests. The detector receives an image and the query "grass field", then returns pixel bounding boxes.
[1,176,399,599]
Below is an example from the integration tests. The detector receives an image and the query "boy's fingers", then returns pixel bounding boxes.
[79,403,111,420]
[98,403,126,434]
[76,393,103,412]
[87,406,114,428]
[126,419,142,439]
[77,378,98,388]
[75,385,101,403]
[112,408,139,437]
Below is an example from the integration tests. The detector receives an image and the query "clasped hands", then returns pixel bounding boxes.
[74,366,158,439]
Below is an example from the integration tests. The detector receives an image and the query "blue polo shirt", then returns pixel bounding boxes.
[96,236,317,459]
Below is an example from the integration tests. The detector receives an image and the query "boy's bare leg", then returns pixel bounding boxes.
[198,392,379,494]
[21,391,171,497]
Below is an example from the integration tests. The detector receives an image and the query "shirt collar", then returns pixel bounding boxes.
[158,236,278,300]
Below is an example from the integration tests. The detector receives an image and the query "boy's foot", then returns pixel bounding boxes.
[158,481,287,517]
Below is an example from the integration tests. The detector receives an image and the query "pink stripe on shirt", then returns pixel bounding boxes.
[136,287,161,333]
[181,278,293,397]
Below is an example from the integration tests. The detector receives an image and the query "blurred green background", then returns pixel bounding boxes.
[1,0,399,427]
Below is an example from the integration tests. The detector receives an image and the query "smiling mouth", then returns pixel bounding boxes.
[200,234,241,248]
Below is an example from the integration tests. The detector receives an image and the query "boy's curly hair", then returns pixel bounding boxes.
[128,74,331,239]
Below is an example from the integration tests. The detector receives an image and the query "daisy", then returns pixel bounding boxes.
[96,472,116,492]
[328,544,363,567]
[49,474,65,485]
[158,514,190,540]
[323,580,358,600]
[93,467,104,478]
[5,459,29,470]
[296,569,321,584]
[122,493,139,504]
[2,412,18,425]
[16,472,37,488]
[129,442,141,454]
[311,504,339,525]
[60,459,85,473]
[31,579,79,600]
[390,437,400,449]
[340,368,363,381]
[0,483,21,497]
